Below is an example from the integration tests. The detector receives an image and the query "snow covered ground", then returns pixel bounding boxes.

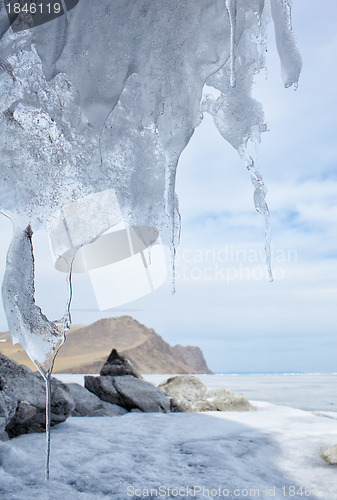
[1,401,337,499]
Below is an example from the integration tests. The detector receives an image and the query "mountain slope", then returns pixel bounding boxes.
[0,316,212,374]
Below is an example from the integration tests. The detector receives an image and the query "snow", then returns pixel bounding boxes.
[1,402,337,499]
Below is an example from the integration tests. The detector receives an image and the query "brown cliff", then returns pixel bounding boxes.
[0,316,212,374]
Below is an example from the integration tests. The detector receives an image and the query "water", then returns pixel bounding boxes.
[56,372,337,413]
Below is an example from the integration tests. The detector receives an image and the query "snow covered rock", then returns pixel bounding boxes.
[213,388,254,412]
[0,375,17,439]
[159,375,253,412]
[160,375,212,412]
[67,382,127,417]
[85,375,170,413]
[100,348,140,378]
[322,444,337,465]
[0,353,74,437]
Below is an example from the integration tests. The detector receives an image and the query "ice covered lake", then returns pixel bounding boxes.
[57,372,337,412]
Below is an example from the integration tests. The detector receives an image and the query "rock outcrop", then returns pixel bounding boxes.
[159,375,253,413]
[0,316,213,374]
[0,353,131,437]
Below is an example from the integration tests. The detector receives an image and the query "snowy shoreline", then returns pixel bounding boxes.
[2,401,337,499]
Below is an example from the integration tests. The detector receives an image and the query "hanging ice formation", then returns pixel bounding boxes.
[0,0,301,376]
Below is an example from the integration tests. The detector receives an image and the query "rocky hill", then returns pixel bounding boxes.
[0,316,212,374]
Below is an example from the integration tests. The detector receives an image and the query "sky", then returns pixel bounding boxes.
[0,0,337,373]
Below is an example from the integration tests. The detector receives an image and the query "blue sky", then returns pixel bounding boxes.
[1,0,337,373]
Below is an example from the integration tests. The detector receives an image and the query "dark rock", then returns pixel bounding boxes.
[85,375,125,406]
[0,375,17,439]
[100,349,140,378]
[159,375,253,412]
[85,374,170,413]
[112,376,170,413]
[67,383,127,417]
[0,353,75,437]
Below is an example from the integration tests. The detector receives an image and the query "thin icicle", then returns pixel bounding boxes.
[225,0,237,87]
[164,162,178,294]
[37,264,73,481]
[43,372,51,481]
[239,146,273,282]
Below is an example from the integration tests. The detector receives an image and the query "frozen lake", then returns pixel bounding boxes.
[55,373,337,413]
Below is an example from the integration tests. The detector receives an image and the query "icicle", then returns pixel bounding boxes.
[42,371,52,481]
[164,163,178,294]
[239,146,273,282]
[1,221,74,479]
[37,260,73,481]
[270,0,302,88]
[225,0,237,88]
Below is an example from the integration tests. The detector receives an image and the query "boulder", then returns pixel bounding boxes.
[322,444,337,465]
[112,376,170,413]
[100,348,141,378]
[159,375,253,412]
[85,375,170,413]
[213,388,253,412]
[160,375,211,412]
[85,376,125,406]
[0,353,75,437]
[67,383,127,417]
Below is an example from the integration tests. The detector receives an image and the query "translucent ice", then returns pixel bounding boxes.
[0,0,301,372]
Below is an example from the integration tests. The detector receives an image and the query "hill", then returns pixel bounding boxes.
[0,316,212,374]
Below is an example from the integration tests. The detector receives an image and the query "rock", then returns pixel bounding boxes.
[85,376,125,406]
[160,375,213,412]
[213,388,253,412]
[85,375,170,413]
[112,376,170,413]
[322,444,337,465]
[0,353,75,437]
[0,375,17,439]
[67,383,127,417]
[159,375,253,412]
[100,349,140,378]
